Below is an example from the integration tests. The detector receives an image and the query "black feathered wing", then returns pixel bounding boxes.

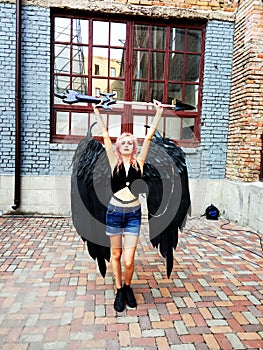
[143,132,191,278]
[71,132,112,277]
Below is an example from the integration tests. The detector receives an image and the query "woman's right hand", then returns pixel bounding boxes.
[94,101,104,119]
[153,99,163,115]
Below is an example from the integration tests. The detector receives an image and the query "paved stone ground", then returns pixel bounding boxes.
[0,215,262,350]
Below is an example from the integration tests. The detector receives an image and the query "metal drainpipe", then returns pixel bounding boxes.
[12,0,22,210]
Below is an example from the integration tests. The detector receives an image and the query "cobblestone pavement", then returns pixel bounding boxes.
[0,215,262,350]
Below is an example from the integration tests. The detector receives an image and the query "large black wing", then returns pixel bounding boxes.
[71,129,112,277]
[143,132,191,278]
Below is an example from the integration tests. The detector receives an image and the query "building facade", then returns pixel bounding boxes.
[0,0,262,231]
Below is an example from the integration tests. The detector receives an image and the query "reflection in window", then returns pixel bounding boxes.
[169,53,184,81]
[186,55,200,82]
[55,44,70,73]
[73,19,89,44]
[166,117,181,139]
[56,111,69,135]
[95,64,100,75]
[168,83,182,105]
[134,25,149,48]
[170,28,185,51]
[185,85,198,110]
[182,118,195,139]
[55,17,71,42]
[71,113,88,135]
[93,21,109,45]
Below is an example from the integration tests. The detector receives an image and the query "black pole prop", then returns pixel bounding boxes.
[55,90,195,111]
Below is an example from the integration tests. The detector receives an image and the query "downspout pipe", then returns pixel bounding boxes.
[12,0,22,210]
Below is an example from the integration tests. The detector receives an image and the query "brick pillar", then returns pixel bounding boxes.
[226,0,263,182]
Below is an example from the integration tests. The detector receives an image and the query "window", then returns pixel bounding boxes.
[95,87,101,96]
[52,13,205,145]
[110,67,116,77]
[94,64,100,75]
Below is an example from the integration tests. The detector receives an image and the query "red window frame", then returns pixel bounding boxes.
[51,11,206,146]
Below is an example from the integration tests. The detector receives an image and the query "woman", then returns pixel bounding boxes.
[94,100,163,312]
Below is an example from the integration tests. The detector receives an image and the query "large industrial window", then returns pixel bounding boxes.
[52,13,205,145]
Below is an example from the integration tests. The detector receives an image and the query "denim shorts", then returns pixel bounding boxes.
[106,203,141,236]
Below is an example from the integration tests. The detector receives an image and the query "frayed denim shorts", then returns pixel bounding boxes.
[106,203,141,236]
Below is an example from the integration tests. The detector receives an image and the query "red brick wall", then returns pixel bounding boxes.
[116,0,238,12]
[226,0,263,182]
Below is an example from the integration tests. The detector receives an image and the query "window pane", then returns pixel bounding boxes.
[93,21,109,45]
[152,26,166,50]
[71,113,88,135]
[168,83,182,104]
[54,75,70,97]
[55,17,71,42]
[110,49,125,77]
[182,118,195,139]
[170,28,185,51]
[185,84,198,109]
[165,117,181,139]
[90,113,107,136]
[108,114,122,137]
[134,24,149,48]
[110,80,124,100]
[133,51,148,80]
[56,111,69,135]
[93,48,108,75]
[132,81,147,102]
[187,29,202,52]
[72,45,88,74]
[110,22,126,46]
[133,115,147,138]
[73,19,89,44]
[169,53,184,81]
[151,52,165,80]
[92,78,108,95]
[72,76,88,94]
[55,44,70,73]
[150,82,164,101]
[186,54,200,82]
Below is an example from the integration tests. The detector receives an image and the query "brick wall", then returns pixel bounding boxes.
[200,20,234,179]
[0,3,16,172]
[226,0,263,182]
[0,5,51,175]
[115,0,238,12]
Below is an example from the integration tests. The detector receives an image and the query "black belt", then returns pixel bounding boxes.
[112,195,139,204]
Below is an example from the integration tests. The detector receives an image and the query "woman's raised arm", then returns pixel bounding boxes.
[137,100,163,167]
[94,104,117,169]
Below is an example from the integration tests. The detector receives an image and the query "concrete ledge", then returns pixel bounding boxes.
[221,180,263,232]
[0,0,236,21]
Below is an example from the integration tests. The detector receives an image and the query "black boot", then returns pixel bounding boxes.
[114,287,126,312]
[123,284,137,308]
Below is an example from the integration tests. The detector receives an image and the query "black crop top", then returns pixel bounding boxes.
[111,162,142,196]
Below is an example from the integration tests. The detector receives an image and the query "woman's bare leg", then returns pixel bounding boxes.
[123,234,139,286]
[110,235,123,289]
